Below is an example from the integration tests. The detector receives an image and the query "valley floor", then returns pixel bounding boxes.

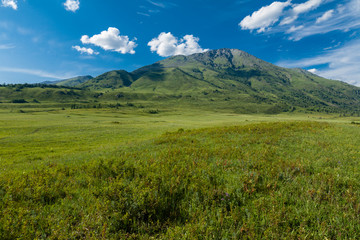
[1,107,360,238]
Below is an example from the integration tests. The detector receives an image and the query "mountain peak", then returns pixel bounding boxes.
[190,48,248,58]
[157,48,272,70]
[210,48,246,54]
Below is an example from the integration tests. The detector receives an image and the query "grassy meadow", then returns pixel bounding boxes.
[1,104,360,239]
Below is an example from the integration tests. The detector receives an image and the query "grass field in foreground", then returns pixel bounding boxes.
[1,108,360,239]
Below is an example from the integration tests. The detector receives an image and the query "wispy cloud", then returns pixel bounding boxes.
[240,0,360,41]
[287,1,360,40]
[17,27,32,36]
[147,0,166,8]
[0,43,15,49]
[278,39,360,86]
[235,0,254,5]
[280,0,325,25]
[72,45,99,55]
[137,12,151,17]
[0,21,13,30]
[146,0,176,8]
[137,7,160,17]
[316,9,334,24]
[0,21,34,37]
[0,67,72,79]
[138,0,175,17]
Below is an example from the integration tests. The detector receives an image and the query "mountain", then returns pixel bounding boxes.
[6,49,359,114]
[130,48,292,92]
[42,75,93,87]
[80,71,132,89]
[79,48,360,113]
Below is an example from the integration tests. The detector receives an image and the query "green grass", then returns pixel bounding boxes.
[1,107,360,238]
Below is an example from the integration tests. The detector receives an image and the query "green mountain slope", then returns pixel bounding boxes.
[80,71,133,90]
[80,48,360,113]
[131,49,283,92]
[0,84,91,102]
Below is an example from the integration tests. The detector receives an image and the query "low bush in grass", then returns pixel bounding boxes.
[11,99,28,103]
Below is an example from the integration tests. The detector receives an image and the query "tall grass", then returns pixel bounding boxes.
[1,121,360,238]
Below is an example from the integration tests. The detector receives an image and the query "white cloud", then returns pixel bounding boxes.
[64,0,80,12]
[137,12,151,17]
[239,1,291,32]
[293,0,323,14]
[280,0,324,25]
[242,0,360,40]
[280,16,298,25]
[287,0,360,40]
[146,0,176,9]
[72,45,99,55]
[147,0,166,8]
[1,0,17,10]
[148,32,208,57]
[316,9,334,23]
[81,27,137,54]
[278,39,360,86]
[286,25,304,33]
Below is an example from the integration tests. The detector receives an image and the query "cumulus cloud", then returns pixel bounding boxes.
[316,9,334,23]
[1,0,17,10]
[148,32,208,57]
[81,27,137,54]
[64,0,80,12]
[72,45,99,55]
[278,39,360,86]
[239,1,291,32]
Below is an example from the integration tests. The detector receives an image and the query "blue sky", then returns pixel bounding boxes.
[0,0,359,85]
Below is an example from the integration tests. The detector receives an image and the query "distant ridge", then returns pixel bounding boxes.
[42,75,93,87]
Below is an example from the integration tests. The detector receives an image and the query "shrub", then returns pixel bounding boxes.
[148,109,159,114]
[11,99,28,103]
